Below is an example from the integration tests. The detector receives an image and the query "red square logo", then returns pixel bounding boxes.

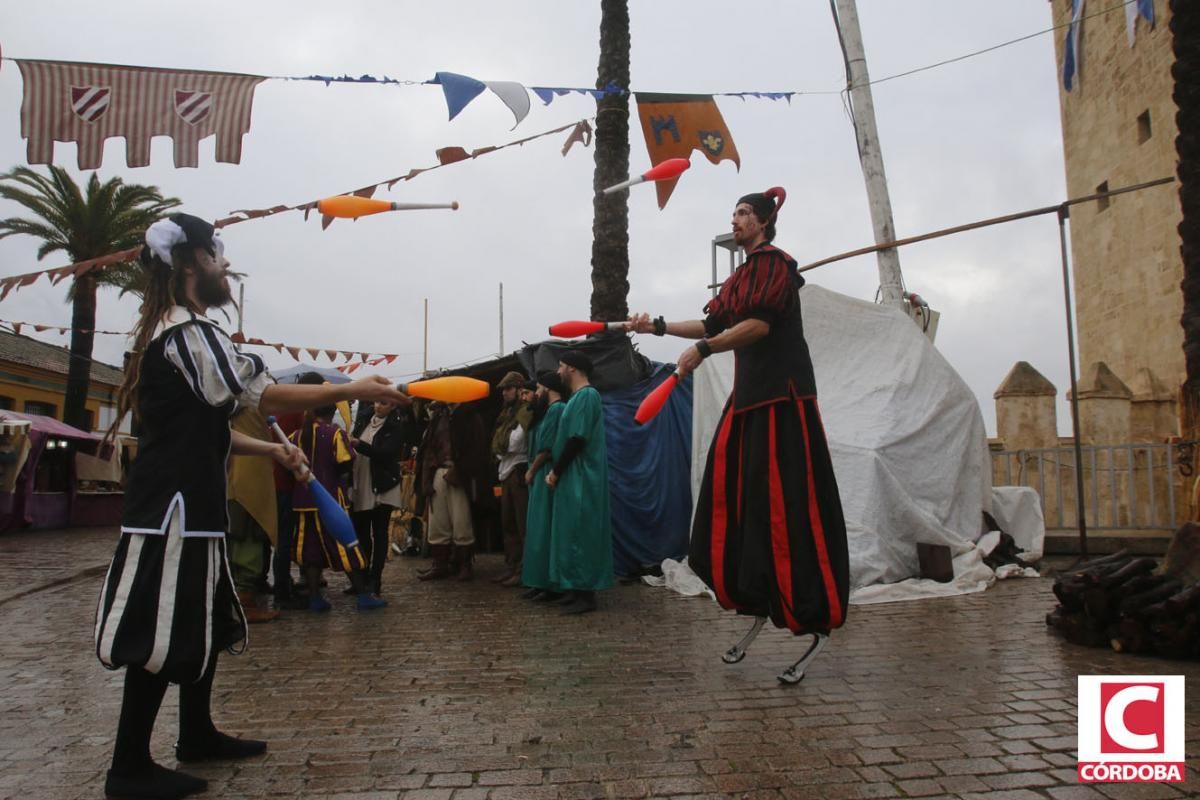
[1098,682,1166,755]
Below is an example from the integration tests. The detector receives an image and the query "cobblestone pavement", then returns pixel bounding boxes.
[1,527,1198,800]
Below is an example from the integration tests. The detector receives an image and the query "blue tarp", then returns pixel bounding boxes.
[600,362,693,577]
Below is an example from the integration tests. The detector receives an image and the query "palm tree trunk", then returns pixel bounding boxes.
[1173,0,1200,517]
[590,0,631,322]
[64,273,96,430]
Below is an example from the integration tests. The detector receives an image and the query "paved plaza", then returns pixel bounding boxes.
[0,527,1197,800]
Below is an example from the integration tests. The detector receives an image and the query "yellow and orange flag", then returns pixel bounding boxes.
[635,93,740,208]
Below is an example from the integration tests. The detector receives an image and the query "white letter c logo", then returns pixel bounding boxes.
[1105,685,1159,751]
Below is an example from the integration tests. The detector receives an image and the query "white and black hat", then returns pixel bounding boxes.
[141,213,223,267]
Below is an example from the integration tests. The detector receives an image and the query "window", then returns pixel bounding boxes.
[1096,181,1110,212]
[1137,110,1152,144]
[0,396,12,411]
[23,400,56,418]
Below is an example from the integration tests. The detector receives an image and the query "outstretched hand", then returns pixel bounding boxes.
[625,312,654,334]
[349,375,411,405]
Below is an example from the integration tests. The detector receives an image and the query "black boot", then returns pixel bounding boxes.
[560,590,597,615]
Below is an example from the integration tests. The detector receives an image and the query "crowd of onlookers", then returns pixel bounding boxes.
[228,350,613,620]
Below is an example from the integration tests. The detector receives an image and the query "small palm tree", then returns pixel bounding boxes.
[0,165,180,429]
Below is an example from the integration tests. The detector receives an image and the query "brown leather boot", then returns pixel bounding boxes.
[417,544,452,581]
[453,543,474,582]
[237,591,280,624]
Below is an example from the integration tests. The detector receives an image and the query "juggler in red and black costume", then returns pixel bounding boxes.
[688,190,850,640]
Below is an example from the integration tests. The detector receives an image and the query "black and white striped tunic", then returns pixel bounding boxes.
[95,307,272,684]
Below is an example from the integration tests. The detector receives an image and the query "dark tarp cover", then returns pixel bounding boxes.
[600,363,693,576]
[517,331,651,391]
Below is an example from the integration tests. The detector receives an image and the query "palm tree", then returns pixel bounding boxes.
[590,0,631,322]
[1172,0,1200,516]
[0,166,179,430]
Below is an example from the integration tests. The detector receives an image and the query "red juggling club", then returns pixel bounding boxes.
[603,158,691,195]
[634,371,681,426]
[548,320,625,338]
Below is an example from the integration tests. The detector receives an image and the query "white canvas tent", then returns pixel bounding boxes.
[686,285,1041,605]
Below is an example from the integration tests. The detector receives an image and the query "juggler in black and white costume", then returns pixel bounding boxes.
[95,304,269,678]
[95,215,273,800]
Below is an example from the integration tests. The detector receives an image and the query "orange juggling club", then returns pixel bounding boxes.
[603,158,691,195]
[318,195,460,219]
[548,320,625,338]
[634,371,681,426]
[398,376,489,403]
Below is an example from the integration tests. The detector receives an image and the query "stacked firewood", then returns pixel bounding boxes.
[1045,523,1200,659]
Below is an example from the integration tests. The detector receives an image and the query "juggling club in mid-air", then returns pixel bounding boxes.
[602,157,691,194]
[318,195,460,219]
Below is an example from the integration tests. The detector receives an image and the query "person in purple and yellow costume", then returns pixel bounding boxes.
[289,398,387,612]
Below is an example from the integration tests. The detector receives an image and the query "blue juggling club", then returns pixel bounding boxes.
[267,416,360,549]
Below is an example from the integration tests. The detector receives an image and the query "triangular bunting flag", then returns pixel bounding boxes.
[484,81,531,128]
[432,71,488,121]
[286,347,301,361]
[436,146,471,165]
[325,350,338,362]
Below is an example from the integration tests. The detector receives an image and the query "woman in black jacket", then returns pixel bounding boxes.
[349,400,417,594]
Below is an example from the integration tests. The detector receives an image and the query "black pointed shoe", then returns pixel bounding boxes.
[105,762,207,799]
[175,730,267,763]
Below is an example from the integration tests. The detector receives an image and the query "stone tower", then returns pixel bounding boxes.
[1050,0,1183,418]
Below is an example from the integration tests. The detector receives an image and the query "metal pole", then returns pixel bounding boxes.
[423,298,428,374]
[1058,205,1089,557]
[237,283,245,336]
[833,0,905,308]
[499,282,504,356]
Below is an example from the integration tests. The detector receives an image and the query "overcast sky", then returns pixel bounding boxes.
[0,1,1076,435]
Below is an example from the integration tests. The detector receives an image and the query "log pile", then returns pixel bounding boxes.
[1045,523,1200,659]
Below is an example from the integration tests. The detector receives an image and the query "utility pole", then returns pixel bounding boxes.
[236,283,245,336]
[422,298,428,374]
[833,0,906,310]
[499,282,505,356]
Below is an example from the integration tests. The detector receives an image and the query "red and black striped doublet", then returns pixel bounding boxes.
[689,244,849,634]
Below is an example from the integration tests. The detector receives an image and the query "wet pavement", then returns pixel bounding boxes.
[0,526,1198,800]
